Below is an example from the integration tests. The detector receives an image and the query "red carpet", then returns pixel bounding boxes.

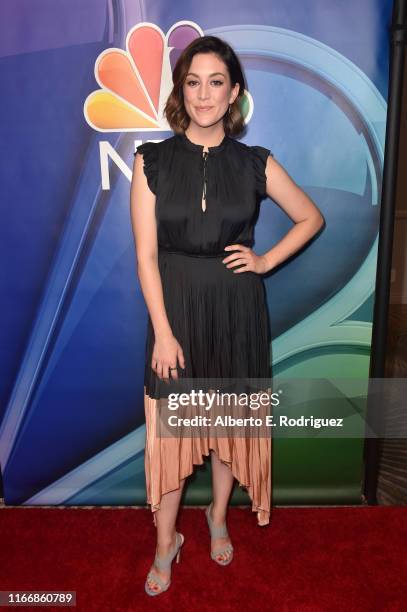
[1,506,406,611]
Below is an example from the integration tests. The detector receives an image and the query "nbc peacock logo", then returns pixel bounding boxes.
[84,21,254,132]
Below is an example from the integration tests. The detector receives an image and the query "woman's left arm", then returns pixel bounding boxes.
[261,155,325,272]
[224,155,325,274]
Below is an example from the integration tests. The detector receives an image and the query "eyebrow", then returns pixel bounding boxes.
[186,72,225,77]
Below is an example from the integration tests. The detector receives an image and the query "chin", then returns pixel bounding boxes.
[194,114,221,126]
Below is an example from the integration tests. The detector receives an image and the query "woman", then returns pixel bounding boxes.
[130,35,324,596]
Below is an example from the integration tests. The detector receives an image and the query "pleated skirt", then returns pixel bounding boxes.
[143,249,273,526]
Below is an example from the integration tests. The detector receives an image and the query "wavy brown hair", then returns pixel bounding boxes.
[163,36,247,137]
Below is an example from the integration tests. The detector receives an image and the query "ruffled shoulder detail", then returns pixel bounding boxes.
[249,145,273,199]
[134,141,158,195]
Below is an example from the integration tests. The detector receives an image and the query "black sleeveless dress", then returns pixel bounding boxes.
[135,132,273,526]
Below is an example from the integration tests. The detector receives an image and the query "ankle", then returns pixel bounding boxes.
[211,503,227,525]
[156,532,177,553]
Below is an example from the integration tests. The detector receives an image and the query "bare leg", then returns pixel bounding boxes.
[209,449,234,563]
[146,478,186,593]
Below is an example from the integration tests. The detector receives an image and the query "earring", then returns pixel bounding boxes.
[228,104,232,114]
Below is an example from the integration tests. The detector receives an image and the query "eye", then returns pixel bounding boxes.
[185,80,224,86]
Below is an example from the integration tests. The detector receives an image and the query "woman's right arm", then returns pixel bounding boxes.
[130,151,185,380]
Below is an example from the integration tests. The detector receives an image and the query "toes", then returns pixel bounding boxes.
[216,552,229,562]
[147,576,162,593]
[212,537,233,563]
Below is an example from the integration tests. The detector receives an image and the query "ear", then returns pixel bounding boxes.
[232,82,240,102]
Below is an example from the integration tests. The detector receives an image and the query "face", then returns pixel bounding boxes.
[182,52,240,129]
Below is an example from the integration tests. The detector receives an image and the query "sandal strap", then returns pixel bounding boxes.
[209,523,229,539]
[154,532,182,570]
[211,543,234,558]
[206,503,229,539]
[146,570,169,591]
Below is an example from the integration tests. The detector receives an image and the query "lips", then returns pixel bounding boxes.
[196,107,213,111]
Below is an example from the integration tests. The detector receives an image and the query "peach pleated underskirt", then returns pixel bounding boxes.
[143,386,272,527]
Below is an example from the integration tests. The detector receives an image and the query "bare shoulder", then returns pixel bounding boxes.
[264,153,298,189]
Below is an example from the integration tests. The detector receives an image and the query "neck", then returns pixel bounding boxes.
[185,126,226,151]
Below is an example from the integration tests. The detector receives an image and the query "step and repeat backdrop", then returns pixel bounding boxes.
[0,0,392,506]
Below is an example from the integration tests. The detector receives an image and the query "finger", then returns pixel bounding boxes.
[170,364,178,380]
[156,361,163,380]
[226,258,247,269]
[163,363,175,385]
[222,254,238,263]
[224,244,246,252]
[162,363,170,382]
[223,253,247,265]
[233,264,250,273]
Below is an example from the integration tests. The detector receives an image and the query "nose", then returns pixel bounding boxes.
[198,84,210,100]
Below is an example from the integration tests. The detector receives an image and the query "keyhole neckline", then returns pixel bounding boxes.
[177,132,229,154]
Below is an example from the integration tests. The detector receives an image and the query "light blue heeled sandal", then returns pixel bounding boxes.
[205,502,234,566]
[144,532,185,596]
